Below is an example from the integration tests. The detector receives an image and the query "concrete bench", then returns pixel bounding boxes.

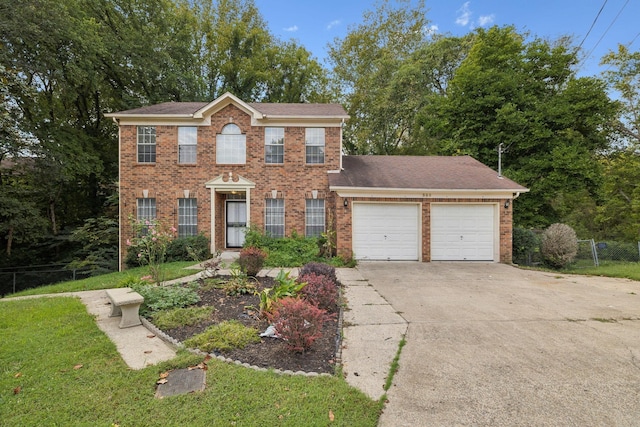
[105,287,144,328]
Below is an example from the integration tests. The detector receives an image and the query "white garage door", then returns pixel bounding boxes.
[431,204,495,261]
[353,203,420,260]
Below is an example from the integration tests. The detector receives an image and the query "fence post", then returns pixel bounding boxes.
[591,239,599,267]
[13,272,16,294]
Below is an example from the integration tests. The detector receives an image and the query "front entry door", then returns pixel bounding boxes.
[226,201,247,248]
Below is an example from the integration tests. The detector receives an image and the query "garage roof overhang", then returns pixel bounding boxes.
[329,186,528,199]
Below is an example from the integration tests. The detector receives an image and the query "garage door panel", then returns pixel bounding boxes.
[431,204,495,261]
[353,203,419,261]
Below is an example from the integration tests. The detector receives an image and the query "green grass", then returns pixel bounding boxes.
[151,306,215,330]
[0,297,380,426]
[3,261,199,297]
[562,261,640,281]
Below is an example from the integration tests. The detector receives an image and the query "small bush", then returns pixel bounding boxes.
[298,273,339,312]
[299,262,337,283]
[238,246,267,276]
[512,228,540,265]
[540,223,578,269]
[131,282,200,315]
[184,320,260,352]
[259,270,307,315]
[151,306,214,330]
[220,269,258,296]
[165,234,210,262]
[267,297,333,353]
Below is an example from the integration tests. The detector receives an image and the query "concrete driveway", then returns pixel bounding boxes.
[357,262,640,426]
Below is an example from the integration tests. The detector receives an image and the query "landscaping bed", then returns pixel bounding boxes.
[144,274,341,374]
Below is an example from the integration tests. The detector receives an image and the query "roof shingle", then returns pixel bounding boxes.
[329,155,527,191]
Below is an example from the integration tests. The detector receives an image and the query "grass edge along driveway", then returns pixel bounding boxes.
[0,297,380,426]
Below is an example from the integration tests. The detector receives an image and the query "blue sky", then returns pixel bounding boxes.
[257,0,640,77]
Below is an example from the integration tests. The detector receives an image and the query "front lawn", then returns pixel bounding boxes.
[562,261,640,281]
[0,297,380,426]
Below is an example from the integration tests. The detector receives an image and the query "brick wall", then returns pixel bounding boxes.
[119,104,341,267]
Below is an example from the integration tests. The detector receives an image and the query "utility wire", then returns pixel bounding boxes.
[578,0,609,50]
[580,0,630,69]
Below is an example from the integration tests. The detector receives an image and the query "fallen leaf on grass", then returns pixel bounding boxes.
[13,386,21,395]
[159,372,169,379]
[14,372,22,378]
[156,378,168,385]
[329,410,335,422]
[73,364,83,370]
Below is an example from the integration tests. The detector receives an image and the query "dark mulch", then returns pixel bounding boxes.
[151,276,340,374]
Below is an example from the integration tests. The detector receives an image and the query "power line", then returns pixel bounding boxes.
[578,0,609,50]
[581,0,630,67]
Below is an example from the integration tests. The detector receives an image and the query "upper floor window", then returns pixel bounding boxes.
[305,128,325,164]
[137,126,156,163]
[265,127,284,164]
[178,127,197,164]
[216,123,245,164]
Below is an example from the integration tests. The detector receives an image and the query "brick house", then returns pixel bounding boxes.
[106,93,528,268]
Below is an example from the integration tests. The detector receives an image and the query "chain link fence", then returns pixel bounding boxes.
[0,264,94,297]
[515,234,640,268]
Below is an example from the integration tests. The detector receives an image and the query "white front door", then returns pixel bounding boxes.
[226,201,247,248]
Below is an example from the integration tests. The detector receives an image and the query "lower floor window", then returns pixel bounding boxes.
[137,198,156,222]
[305,199,325,237]
[178,198,197,237]
[265,198,284,238]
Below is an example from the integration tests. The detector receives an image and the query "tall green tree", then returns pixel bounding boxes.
[328,0,430,154]
[419,26,617,228]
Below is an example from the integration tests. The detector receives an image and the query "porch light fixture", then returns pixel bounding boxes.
[504,200,510,209]
[344,199,348,207]
[142,189,149,198]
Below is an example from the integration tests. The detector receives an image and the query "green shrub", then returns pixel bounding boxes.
[238,246,267,276]
[267,297,333,353]
[259,270,306,315]
[220,268,258,296]
[151,306,214,330]
[165,234,210,262]
[540,223,578,269]
[512,228,540,265]
[131,282,200,315]
[184,320,260,352]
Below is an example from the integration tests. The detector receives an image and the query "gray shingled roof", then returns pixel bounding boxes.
[110,101,348,117]
[329,155,528,191]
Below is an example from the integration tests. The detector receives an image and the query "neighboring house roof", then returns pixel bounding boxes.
[329,155,528,192]
[105,92,348,119]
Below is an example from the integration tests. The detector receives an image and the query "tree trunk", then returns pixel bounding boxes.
[6,226,13,257]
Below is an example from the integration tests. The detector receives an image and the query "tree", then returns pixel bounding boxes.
[419,26,617,228]
[328,0,430,154]
[601,45,640,147]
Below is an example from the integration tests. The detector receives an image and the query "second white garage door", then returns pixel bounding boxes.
[353,203,420,260]
[431,204,496,261]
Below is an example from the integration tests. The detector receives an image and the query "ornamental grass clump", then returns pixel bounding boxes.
[238,246,267,276]
[267,297,334,353]
[540,223,578,269]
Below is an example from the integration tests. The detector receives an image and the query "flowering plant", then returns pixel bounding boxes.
[128,216,176,283]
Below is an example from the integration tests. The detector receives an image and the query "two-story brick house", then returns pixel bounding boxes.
[107,92,527,268]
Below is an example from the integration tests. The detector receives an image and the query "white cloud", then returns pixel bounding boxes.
[478,14,495,27]
[327,20,341,30]
[456,2,472,26]
[283,25,298,32]
[424,24,439,37]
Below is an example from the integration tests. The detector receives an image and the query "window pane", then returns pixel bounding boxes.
[265,127,284,164]
[305,199,325,237]
[217,124,246,164]
[265,198,285,238]
[178,127,197,164]
[305,128,325,164]
[137,126,156,163]
[178,198,197,237]
[137,198,157,221]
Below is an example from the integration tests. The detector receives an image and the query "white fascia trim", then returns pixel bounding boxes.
[250,117,346,127]
[330,186,526,199]
[195,92,263,120]
[108,117,212,126]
